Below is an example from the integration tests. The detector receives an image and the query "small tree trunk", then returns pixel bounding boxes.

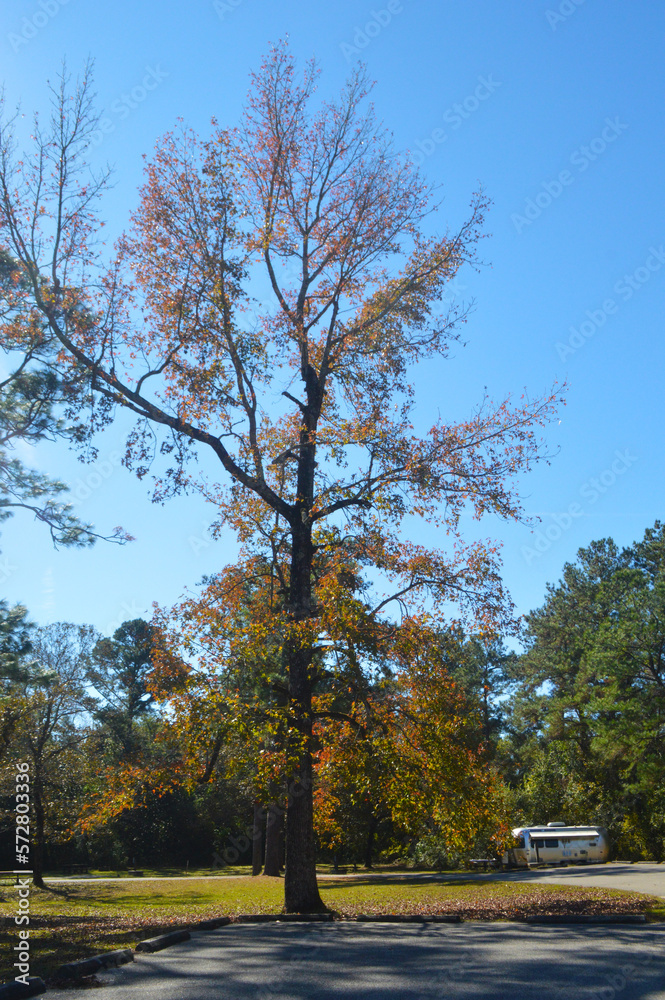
[32,779,45,889]
[263,803,283,876]
[279,812,285,870]
[364,814,377,870]
[252,802,265,876]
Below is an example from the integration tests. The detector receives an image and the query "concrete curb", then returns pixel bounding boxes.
[54,957,102,979]
[135,929,191,952]
[353,914,462,923]
[235,913,334,923]
[234,913,463,924]
[523,914,647,925]
[0,979,46,999]
[100,948,135,967]
[55,948,134,980]
[193,917,232,930]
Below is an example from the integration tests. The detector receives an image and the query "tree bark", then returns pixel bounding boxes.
[284,749,323,910]
[32,775,45,889]
[252,802,265,876]
[263,803,283,876]
[364,814,378,870]
[283,518,325,912]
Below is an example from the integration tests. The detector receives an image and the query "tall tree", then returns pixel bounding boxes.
[0,49,562,910]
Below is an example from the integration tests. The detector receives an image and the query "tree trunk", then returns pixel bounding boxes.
[283,519,325,913]
[284,747,323,910]
[364,814,377,870]
[263,803,283,876]
[252,802,265,876]
[32,777,45,889]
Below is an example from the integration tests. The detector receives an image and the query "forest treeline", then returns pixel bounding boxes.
[1,521,663,879]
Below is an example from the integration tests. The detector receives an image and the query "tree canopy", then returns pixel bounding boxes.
[0,46,562,910]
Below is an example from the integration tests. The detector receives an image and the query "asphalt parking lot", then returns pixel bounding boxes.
[52,921,665,1000]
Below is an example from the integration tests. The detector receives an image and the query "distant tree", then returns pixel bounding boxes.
[0,622,96,886]
[78,618,207,868]
[0,601,34,762]
[444,634,515,749]
[0,600,33,683]
[86,619,158,754]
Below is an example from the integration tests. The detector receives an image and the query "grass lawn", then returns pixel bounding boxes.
[0,875,661,985]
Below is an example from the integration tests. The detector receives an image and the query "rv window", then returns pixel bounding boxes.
[516,835,525,848]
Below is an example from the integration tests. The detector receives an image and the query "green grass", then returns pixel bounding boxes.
[24,864,253,880]
[0,875,660,985]
[24,861,407,880]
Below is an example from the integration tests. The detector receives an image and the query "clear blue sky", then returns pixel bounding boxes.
[1,0,663,639]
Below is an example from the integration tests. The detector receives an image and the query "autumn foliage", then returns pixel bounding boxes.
[0,45,562,909]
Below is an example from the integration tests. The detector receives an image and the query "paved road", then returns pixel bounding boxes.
[325,863,665,899]
[53,922,665,999]
[470,862,665,899]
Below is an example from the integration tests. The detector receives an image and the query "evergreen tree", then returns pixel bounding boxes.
[86,619,158,753]
[508,523,665,858]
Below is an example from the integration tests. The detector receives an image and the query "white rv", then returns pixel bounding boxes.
[503,822,610,867]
